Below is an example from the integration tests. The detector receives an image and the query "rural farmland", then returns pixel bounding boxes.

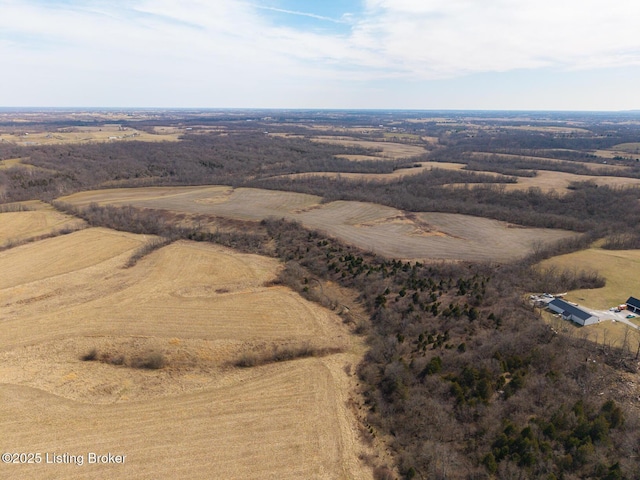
[0,213,371,479]
[2,108,640,479]
[58,186,578,262]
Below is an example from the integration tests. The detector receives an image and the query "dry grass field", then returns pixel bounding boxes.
[0,201,85,246]
[611,143,640,154]
[0,124,180,146]
[538,248,640,310]
[59,186,577,262]
[0,219,371,479]
[0,158,38,170]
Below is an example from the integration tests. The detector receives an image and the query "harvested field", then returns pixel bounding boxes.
[0,228,143,290]
[275,161,466,181]
[447,170,640,193]
[468,152,632,173]
[538,248,640,309]
[0,202,85,245]
[0,231,369,479]
[310,136,427,159]
[59,186,577,262]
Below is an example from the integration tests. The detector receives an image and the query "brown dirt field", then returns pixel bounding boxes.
[310,136,427,159]
[0,203,85,244]
[59,186,577,262]
[0,231,371,479]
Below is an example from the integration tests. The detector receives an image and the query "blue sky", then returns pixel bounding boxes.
[1,0,639,110]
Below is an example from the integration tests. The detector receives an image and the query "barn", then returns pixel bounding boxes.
[626,297,640,313]
[548,298,598,326]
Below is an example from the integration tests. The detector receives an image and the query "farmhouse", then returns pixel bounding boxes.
[626,296,640,313]
[548,298,598,326]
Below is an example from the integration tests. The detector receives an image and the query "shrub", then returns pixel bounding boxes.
[81,348,98,361]
[131,351,167,370]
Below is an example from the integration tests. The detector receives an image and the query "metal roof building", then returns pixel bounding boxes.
[548,298,598,326]
[626,297,640,313]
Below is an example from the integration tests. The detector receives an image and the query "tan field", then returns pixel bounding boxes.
[310,136,427,159]
[59,186,577,262]
[0,124,180,146]
[591,149,640,160]
[469,152,632,173]
[0,158,37,170]
[275,161,466,182]
[500,125,591,134]
[611,143,640,154]
[279,161,640,193]
[0,201,85,245]
[447,170,640,194]
[0,220,371,479]
[506,171,640,192]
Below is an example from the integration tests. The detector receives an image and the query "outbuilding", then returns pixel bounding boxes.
[548,298,598,326]
[626,297,640,313]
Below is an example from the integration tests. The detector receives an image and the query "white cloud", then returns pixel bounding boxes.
[356,0,640,77]
[0,0,639,107]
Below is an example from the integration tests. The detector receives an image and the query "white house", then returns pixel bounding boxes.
[548,299,598,326]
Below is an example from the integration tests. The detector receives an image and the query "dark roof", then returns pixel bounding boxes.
[549,298,594,321]
[626,297,640,309]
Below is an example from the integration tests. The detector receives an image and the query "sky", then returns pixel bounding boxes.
[1,0,640,110]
